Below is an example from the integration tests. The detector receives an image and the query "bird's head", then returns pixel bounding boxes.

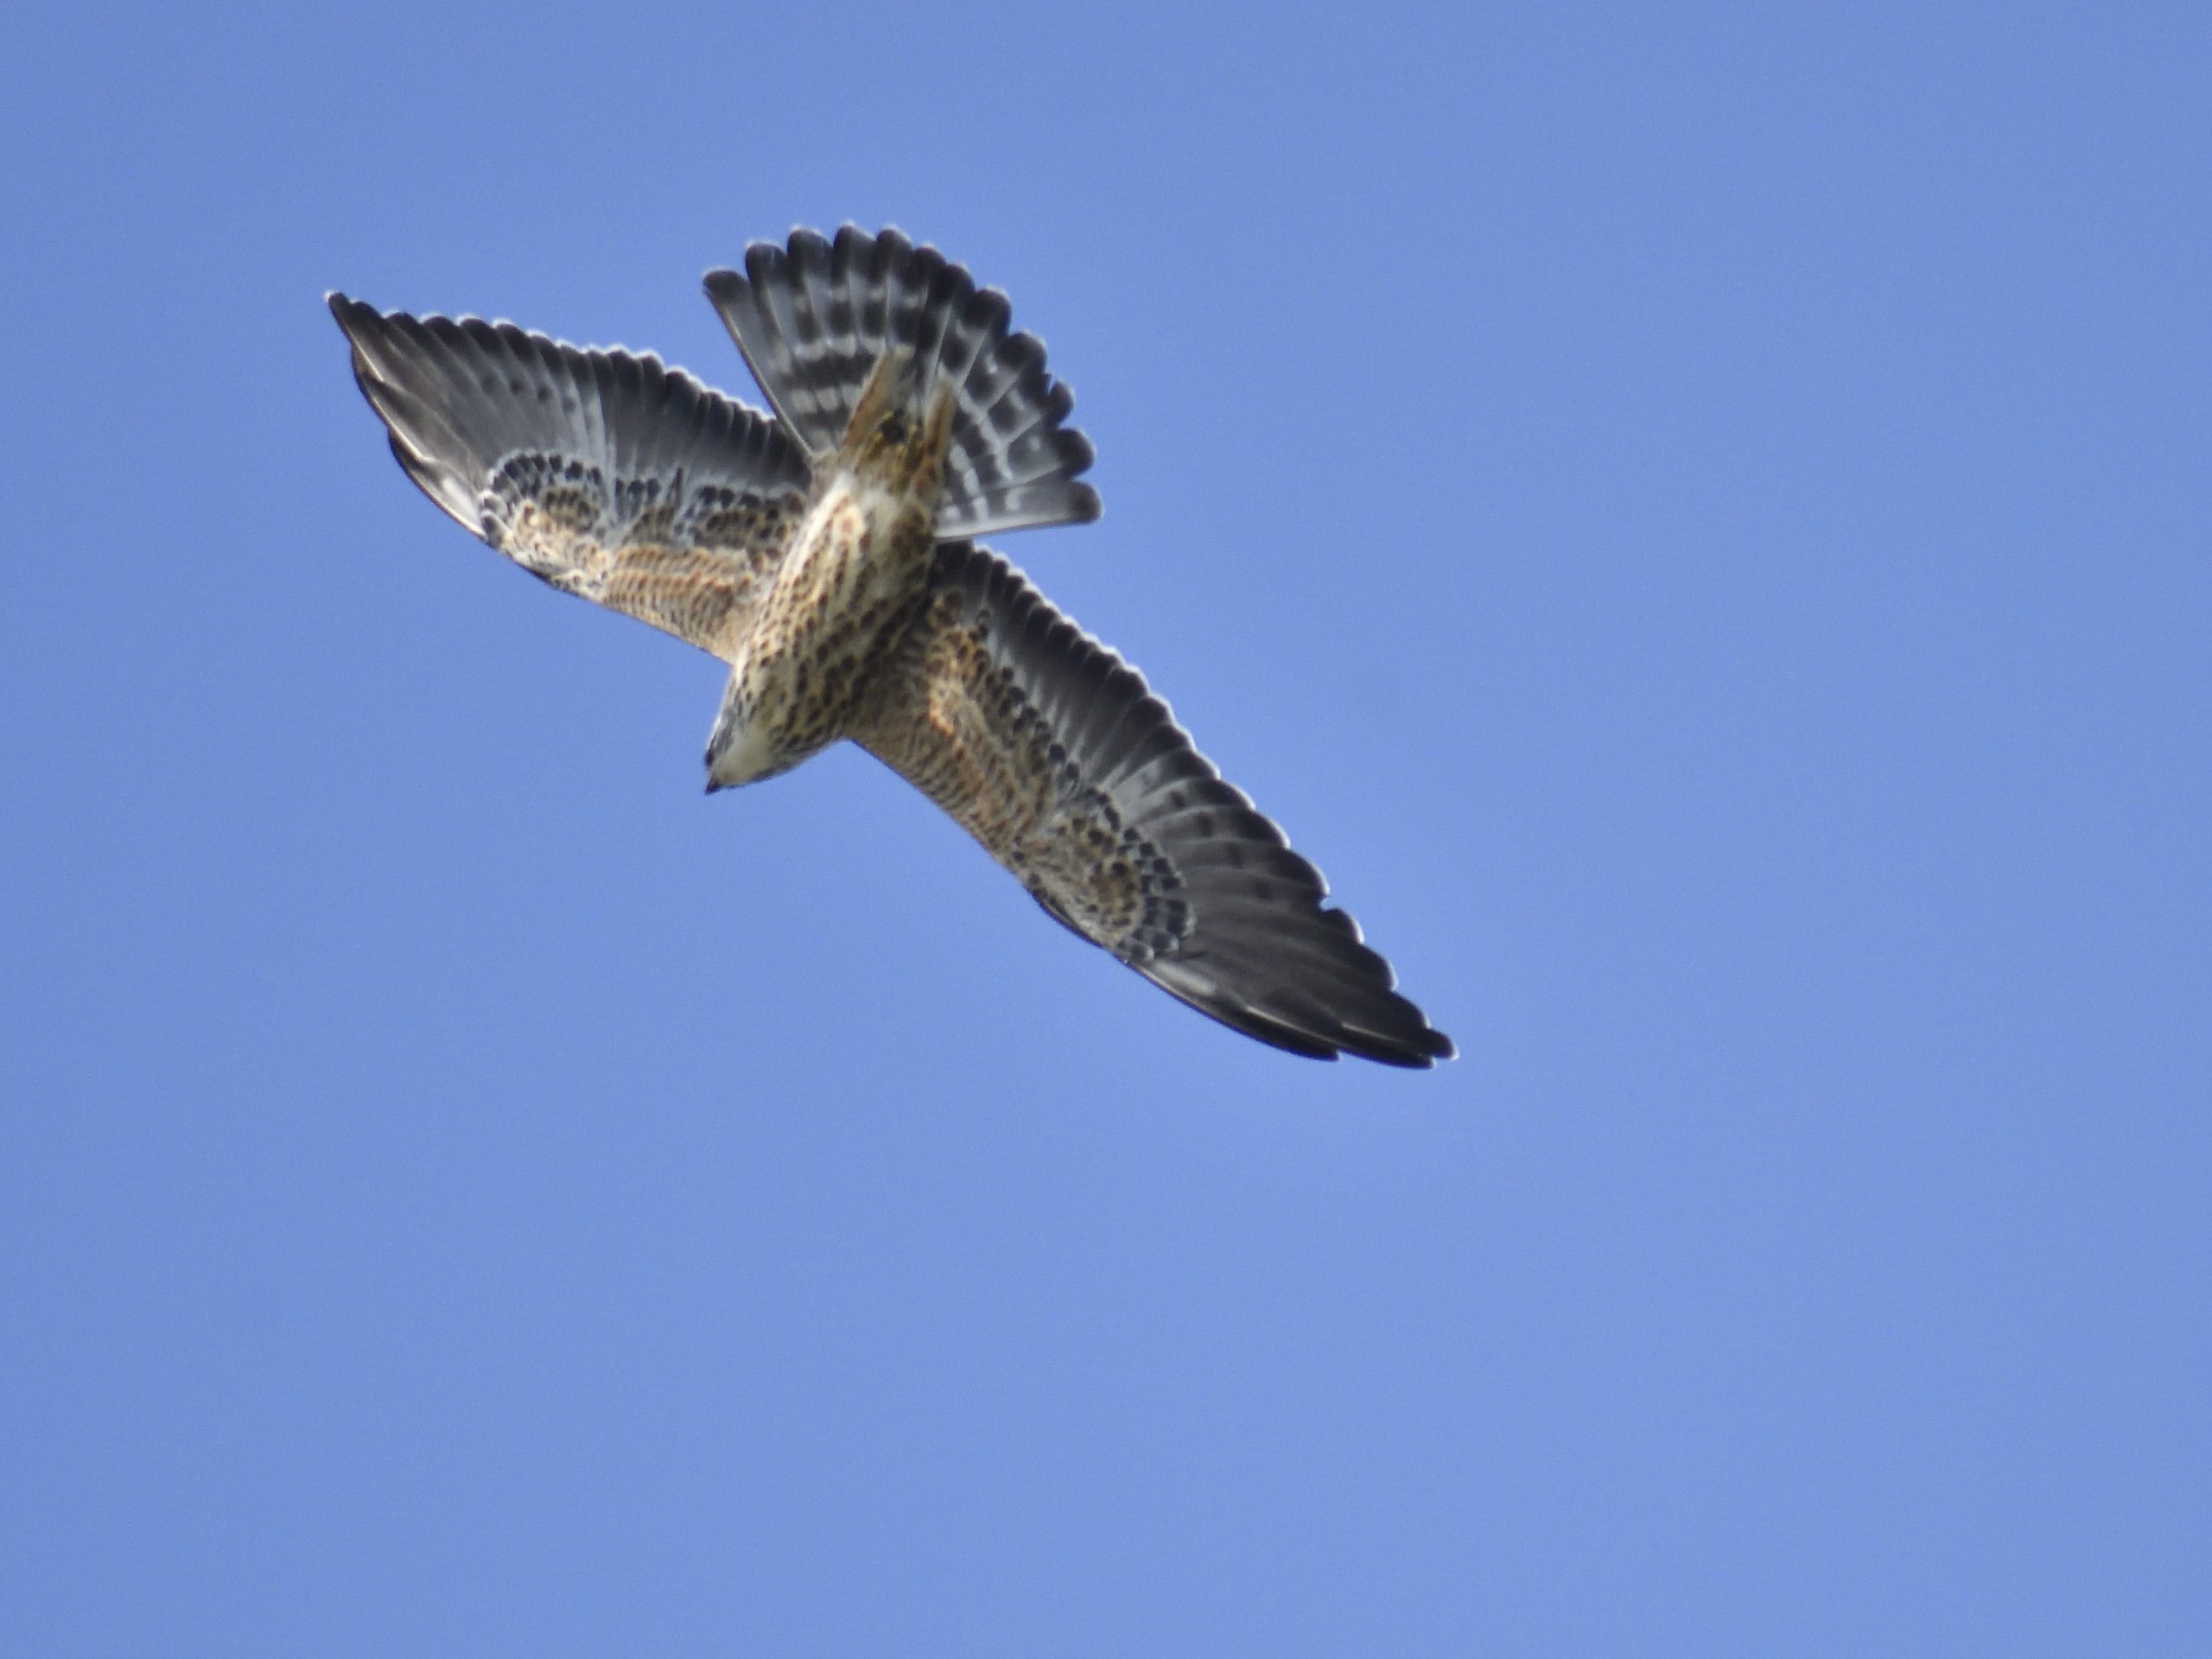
[702,696,799,794]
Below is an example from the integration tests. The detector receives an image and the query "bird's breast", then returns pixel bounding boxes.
[717,479,938,782]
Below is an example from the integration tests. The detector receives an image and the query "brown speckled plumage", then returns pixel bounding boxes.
[705,356,957,787]
[851,578,1173,958]
[331,225,1452,1065]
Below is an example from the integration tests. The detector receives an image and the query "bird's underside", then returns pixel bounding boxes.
[331,225,1452,1065]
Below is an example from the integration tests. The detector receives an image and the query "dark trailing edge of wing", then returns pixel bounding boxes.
[327,294,810,543]
[931,543,1454,1067]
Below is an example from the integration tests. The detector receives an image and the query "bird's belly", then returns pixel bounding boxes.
[715,490,933,785]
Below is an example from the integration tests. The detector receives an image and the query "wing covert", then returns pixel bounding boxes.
[332,294,812,660]
[851,543,1453,1066]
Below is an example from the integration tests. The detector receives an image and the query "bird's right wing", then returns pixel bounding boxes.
[332,296,814,662]
[850,543,1453,1066]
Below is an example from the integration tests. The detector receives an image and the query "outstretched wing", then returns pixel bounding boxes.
[332,295,813,661]
[851,543,1453,1066]
[704,226,1100,539]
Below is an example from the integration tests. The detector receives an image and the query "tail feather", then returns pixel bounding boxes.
[704,226,1101,538]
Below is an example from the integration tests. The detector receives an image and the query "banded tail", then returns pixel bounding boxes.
[704,226,1101,539]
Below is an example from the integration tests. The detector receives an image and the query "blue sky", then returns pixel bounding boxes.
[3,2,2205,1651]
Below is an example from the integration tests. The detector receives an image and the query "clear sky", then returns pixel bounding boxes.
[3,2,2205,1652]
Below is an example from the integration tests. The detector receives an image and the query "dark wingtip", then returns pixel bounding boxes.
[1317,1019,1455,1069]
[1380,1026,1458,1068]
[327,291,375,334]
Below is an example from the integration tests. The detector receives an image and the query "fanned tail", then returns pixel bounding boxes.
[704,226,1101,539]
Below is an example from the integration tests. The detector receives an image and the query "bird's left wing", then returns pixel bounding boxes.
[850,543,1453,1066]
[332,296,813,661]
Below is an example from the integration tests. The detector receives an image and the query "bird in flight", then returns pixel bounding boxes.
[331,226,1452,1065]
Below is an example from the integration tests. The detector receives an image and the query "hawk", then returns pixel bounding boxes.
[332,226,1452,1065]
